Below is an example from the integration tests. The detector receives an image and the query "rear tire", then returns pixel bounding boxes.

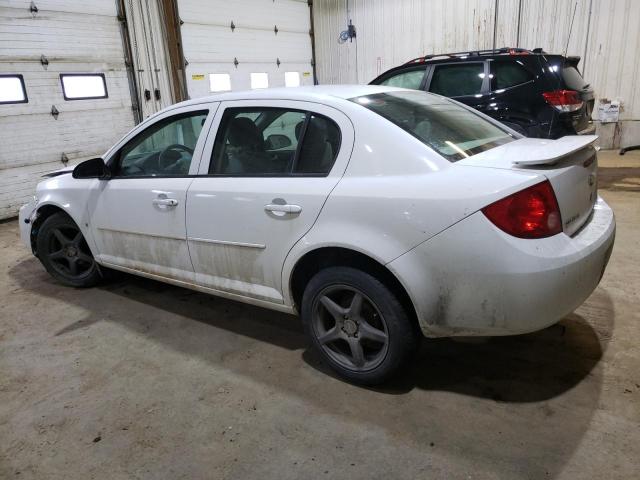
[301,266,419,385]
[36,212,102,288]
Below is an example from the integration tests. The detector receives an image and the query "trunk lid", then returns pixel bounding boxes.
[458,135,599,236]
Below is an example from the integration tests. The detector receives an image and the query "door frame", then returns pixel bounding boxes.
[184,98,356,302]
[85,101,219,276]
[102,101,220,173]
[195,99,355,177]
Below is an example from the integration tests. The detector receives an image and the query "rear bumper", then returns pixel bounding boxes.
[389,196,615,337]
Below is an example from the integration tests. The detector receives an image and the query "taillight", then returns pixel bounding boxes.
[542,89,583,112]
[482,181,562,239]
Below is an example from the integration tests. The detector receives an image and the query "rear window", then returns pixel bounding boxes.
[429,63,484,97]
[491,61,533,89]
[562,66,588,90]
[378,69,425,89]
[351,90,515,162]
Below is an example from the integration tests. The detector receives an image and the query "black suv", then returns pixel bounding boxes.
[370,47,595,139]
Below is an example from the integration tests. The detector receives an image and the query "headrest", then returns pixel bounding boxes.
[228,117,263,150]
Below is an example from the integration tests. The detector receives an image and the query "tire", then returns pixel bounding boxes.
[36,212,102,288]
[301,266,419,385]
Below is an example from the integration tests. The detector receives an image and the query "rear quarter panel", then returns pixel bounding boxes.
[281,109,543,306]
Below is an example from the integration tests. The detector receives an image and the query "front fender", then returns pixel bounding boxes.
[28,175,99,257]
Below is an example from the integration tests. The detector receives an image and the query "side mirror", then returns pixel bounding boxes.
[265,134,292,150]
[72,158,111,180]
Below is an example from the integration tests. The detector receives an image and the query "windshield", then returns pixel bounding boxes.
[350,90,515,162]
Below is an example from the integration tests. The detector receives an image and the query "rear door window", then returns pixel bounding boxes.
[210,107,340,176]
[378,68,426,89]
[491,61,534,90]
[428,63,484,97]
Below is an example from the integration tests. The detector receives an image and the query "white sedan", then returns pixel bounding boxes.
[19,85,615,384]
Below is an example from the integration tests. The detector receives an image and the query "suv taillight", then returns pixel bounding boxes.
[482,181,562,239]
[542,89,583,112]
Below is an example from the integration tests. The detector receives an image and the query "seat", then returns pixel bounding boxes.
[223,117,274,174]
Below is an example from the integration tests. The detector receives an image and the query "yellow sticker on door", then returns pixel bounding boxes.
[303,72,312,77]
[191,74,205,80]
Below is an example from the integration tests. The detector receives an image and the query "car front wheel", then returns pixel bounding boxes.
[36,212,102,288]
[301,266,419,385]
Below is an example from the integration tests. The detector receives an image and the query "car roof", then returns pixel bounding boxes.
[370,48,565,84]
[400,47,554,65]
[174,85,401,109]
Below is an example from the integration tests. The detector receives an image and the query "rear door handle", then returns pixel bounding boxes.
[153,198,179,207]
[264,203,302,214]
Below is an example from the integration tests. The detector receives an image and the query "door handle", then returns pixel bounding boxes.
[264,203,302,214]
[153,198,179,207]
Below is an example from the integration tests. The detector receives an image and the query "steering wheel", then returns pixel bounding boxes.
[158,144,194,170]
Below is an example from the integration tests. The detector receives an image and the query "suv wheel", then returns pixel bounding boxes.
[36,212,102,287]
[301,266,419,385]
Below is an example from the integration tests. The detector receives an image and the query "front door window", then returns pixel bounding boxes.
[115,110,208,177]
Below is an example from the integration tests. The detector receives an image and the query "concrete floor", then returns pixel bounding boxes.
[1,151,639,479]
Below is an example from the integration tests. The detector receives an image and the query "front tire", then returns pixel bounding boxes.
[301,267,419,385]
[36,212,102,288]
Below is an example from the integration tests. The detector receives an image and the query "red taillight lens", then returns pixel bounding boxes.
[482,181,562,239]
[542,89,583,112]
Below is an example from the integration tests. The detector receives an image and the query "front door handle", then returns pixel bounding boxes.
[264,203,302,214]
[153,198,179,207]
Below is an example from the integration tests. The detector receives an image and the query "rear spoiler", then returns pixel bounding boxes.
[512,135,597,166]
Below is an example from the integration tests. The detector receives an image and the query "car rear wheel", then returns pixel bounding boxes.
[36,212,102,288]
[301,266,419,385]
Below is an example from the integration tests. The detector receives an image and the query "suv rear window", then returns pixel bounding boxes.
[491,61,533,89]
[562,66,588,90]
[351,90,514,162]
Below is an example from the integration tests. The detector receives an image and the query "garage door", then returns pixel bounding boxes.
[0,0,136,219]
[178,0,315,98]
[123,0,179,119]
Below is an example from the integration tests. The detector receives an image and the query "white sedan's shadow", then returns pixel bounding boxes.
[9,257,614,479]
[10,257,612,403]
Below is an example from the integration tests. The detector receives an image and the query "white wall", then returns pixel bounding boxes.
[312,0,640,148]
[0,0,136,219]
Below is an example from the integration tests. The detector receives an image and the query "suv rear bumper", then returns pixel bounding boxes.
[389,196,615,337]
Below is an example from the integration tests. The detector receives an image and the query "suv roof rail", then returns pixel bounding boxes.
[403,47,546,65]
